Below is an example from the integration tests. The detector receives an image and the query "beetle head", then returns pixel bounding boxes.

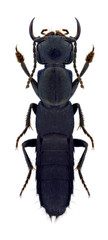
[37,35,73,65]
[29,18,80,66]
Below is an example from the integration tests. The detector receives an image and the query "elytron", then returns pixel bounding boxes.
[16,18,94,217]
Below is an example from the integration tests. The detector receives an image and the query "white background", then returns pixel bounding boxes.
[0,0,108,239]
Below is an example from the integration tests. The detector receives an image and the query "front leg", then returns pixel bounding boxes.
[15,47,38,96]
[71,46,95,96]
[16,103,37,148]
[73,103,94,148]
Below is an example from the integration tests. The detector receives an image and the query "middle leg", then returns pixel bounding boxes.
[16,103,37,148]
[73,103,94,148]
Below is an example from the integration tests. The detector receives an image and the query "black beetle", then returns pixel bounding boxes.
[16,18,94,217]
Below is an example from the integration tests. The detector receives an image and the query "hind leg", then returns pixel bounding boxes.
[74,138,90,196]
[20,138,36,196]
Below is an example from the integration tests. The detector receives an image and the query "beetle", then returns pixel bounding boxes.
[16,18,94,217]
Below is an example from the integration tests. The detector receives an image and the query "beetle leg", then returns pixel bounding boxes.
[15,47,38,95]
[20,138,36,196]
[20,61,30,78]
[71,62,89,96]
[31,79,39,96]
[74,139,90,196]
[71,47,95,96]
[16,103,37,148]
[16,46,30,77]
[73,103,94,149]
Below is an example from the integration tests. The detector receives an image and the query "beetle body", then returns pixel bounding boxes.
[16,18,94,217]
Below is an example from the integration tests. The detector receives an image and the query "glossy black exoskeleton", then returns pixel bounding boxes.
[16,18,94,217]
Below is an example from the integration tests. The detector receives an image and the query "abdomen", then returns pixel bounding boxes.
[36,134,74,217]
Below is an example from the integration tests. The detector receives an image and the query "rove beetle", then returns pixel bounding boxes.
[16,18,94,217]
